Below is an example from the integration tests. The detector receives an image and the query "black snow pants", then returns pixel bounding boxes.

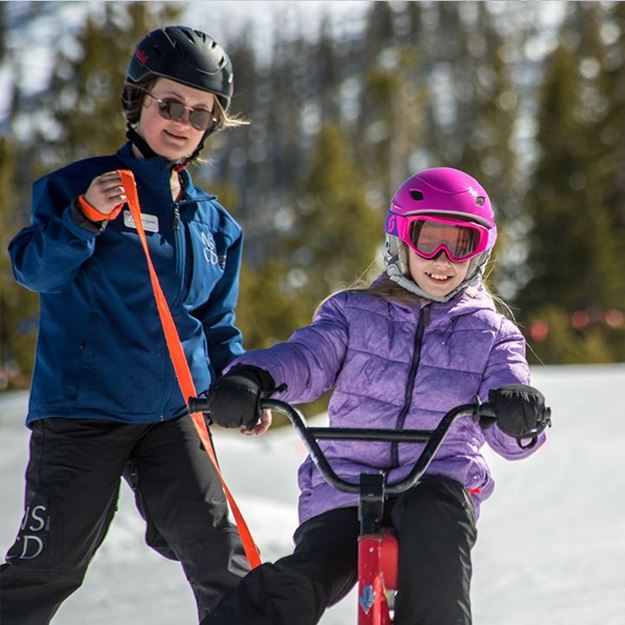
[0,415,249,625]
[202,474,478,625]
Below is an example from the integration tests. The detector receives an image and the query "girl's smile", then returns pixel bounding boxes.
[426,270,455,282]
[408,250,470,298]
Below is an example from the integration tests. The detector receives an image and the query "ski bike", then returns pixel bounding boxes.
[264,397,499,625]
[189,394,520,625]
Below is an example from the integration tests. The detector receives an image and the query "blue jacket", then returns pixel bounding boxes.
[9,144,244,424]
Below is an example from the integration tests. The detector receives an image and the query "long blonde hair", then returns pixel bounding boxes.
[314,264,421,316]
[212,97,249,129]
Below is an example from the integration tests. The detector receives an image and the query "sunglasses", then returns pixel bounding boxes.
[141,90,217,132]
[387,214,489,263]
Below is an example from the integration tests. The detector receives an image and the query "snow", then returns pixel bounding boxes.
[1,363,624,624]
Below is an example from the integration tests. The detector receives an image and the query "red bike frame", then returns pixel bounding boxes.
[358,529,397,625]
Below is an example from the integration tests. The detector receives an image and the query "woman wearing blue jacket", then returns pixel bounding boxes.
[1,26,259,625]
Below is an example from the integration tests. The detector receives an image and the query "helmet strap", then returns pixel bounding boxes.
[172,134,207,172]
[126,124,159,160]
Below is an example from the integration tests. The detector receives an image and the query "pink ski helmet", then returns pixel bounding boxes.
[389,167,496,234]
[384,167,497,301]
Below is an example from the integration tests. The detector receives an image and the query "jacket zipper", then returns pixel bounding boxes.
[172,203,185,307]
[391,304,430,467]
[162,202,186,411]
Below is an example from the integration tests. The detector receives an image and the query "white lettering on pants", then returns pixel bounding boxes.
[8,504,49,561]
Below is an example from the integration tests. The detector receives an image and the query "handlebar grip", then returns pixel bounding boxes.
[540,406,553,427]
[477,402,496,421]
[474,401,497,429]
[188,397,210,413]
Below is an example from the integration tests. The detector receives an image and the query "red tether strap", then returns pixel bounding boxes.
[117,169,261,569]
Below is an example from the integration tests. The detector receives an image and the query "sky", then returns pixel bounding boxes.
[1,363,624,625]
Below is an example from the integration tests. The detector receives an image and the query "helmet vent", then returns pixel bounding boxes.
[409,190,424,201]
[180,28,195,43]
[476,196,485,206]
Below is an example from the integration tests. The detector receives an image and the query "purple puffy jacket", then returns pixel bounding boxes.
[232,284,545,523]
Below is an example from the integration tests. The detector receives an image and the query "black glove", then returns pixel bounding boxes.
[488,384,552,447]
[208,365,275,430]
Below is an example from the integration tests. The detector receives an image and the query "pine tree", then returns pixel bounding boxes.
[458,4,519,218]
[363,1,396,66]
[283,124,381,309]
[519,44,584,309]
[0,137,38,389]
[598,3,625,266]
[356,3,427,200]
[517,3,625,362]
[458,5,521,296]
[203,27,258,213]
[238,124,381,420]
[317,17,342,124]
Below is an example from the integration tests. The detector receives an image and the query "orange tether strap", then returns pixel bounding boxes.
[118,169,261,569]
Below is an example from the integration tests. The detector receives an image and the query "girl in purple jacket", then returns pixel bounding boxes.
[203,168,549,625]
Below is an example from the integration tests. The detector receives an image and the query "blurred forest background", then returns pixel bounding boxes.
[1,0,625,396]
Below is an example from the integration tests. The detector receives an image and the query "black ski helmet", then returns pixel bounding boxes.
[123,25,233,123]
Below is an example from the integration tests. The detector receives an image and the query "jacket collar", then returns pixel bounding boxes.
[383,284,495,328]
[116,143,173,192]
[115,143,215,203]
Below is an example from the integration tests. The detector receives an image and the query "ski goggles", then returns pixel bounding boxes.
[142,90,217,132]
[386,213,490,262]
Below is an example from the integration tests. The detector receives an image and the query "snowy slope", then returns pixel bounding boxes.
[1,364,624,625]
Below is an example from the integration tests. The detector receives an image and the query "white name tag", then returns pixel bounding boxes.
[123,210,159,233]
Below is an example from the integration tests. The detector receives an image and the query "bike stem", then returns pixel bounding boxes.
[359,473,386,534]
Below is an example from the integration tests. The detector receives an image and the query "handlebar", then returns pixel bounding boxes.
[188,396,493,495]
[260,398,494,496]
[189,389,548,532]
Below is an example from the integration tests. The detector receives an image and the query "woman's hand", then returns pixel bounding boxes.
[241,409,272,436]
[83,171,126,216]
[208,365,276,432]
